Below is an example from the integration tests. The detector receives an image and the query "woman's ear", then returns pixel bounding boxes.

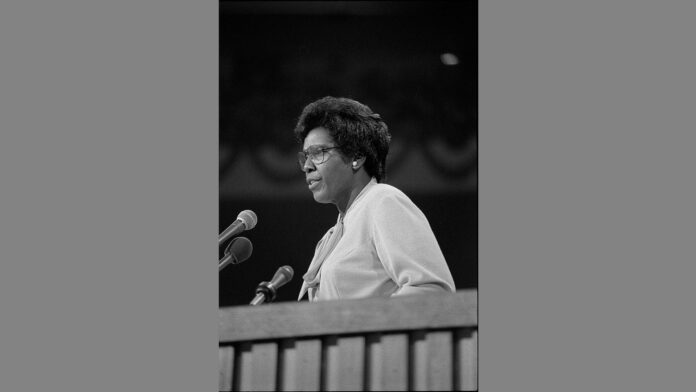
[352,156,367,170]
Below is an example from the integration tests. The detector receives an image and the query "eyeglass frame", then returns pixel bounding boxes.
[298,145,341,169]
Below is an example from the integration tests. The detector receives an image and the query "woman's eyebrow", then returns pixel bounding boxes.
[303,144,331,151]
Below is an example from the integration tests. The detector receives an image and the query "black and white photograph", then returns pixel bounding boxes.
[7,0,695,391]
[218,1,478,390]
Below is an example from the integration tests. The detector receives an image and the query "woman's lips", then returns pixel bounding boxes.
[307,178,321,190]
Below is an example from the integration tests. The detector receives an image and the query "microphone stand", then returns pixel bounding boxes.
[218,254,233,272]
[249,266,294,306]
[218,245,235,272]
[250,281,275,306]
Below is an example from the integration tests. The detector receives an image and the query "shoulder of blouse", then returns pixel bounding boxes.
[364,183,412,207]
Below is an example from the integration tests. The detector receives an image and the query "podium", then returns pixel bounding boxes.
[219,290,477,391]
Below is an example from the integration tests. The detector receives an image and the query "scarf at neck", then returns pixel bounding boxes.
[297,214,344,301]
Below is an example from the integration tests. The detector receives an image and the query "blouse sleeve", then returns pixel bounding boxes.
[370,191,456,296]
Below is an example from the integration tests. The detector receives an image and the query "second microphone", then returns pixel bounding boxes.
[219,209,257,246]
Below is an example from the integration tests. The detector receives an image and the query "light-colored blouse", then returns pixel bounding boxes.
[298,179,456,301]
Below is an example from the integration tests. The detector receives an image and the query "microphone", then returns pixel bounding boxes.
[219,237,253,271]
[219,210,257,246]
[250,266,294,306]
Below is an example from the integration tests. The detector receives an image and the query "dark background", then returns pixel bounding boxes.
[219,1,478,306]
[5,1,695,390]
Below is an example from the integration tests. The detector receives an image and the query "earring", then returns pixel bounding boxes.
[352,161,358,168]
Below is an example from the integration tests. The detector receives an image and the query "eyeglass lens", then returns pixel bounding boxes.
[298,147,330,167]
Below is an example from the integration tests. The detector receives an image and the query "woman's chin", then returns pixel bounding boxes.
[312,191,330,204]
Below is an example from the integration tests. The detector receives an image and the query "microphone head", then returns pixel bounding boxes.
[237,210,257,230]
[225,236,253,264]
[269,265,294,289]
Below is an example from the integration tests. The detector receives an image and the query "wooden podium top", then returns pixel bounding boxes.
[219,289,477,343]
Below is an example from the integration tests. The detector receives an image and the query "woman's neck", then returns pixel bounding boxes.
[336,174,373,216]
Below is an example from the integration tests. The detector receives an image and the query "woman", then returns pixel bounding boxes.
[295,96,456,301]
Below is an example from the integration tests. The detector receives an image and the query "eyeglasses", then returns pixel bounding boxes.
[298,146,340,169]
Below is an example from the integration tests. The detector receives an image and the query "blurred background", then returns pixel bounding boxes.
[219,1,477,306]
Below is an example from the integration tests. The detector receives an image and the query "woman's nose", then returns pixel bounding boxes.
[302,159,315,172]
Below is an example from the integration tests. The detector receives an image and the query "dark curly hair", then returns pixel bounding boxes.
[294,97,391,182]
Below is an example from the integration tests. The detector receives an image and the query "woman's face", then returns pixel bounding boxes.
[302,127,354,208]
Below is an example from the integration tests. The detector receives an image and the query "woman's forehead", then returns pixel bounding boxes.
[303,127,334,148]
